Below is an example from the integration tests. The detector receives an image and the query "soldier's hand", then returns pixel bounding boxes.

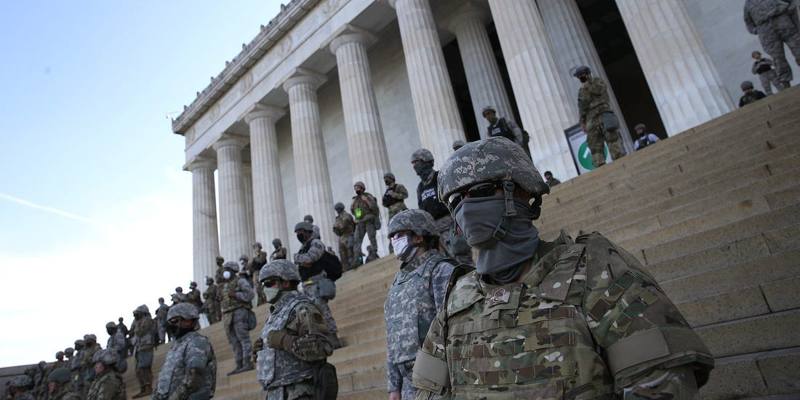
[388,392,401,400]
[267,329,296,351]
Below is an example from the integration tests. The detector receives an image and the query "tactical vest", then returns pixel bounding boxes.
[86,371,122,400]
[417,171,450,220]
[155,331,216,398]
[487,118,515,143]
[256,292,317,389]
[636,137,651,149]
[133,317,155,351]
[385,254,450,365]
[221,278,252,313]
[443,244,615,399]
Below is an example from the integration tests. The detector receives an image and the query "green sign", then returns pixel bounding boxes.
[577,141,608,171]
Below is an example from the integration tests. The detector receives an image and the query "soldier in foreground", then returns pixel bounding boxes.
[130,305,155,398]
[574,65,625,168]
[220,261,255,375]
[203,277,221,324]
[384,210,456,400]
[153,303,217,400]
[256,259,336,400]
[294,222,340,347]
[86,350,124,400]
[413,138,713,399]
[270,238,288,261]
[333,202,355,271]
[46,368,81,400]
[155,297,170,344]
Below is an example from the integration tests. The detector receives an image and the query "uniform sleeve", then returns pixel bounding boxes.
[431,262,455,312]
[386,359,402,393]
[98,375,123,400]
[412,310,450,397]
[579,233,714,397]
[294,240,326,265]
[235,278,255,303]
[391,184,409,200]
[167,339,212,400]
[285,303,333,362]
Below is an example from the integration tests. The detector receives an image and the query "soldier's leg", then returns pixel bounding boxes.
[760,29,792,87]
[586,124,606,167]
[285,380,315,400]
[366,221,377,254]
[760,72,775,95]
[337,236,350,271]
[605,128,626,160]
[352,222,366,262]
[233,309,253,368]
[224,314,243,369]
[316,298,338,334]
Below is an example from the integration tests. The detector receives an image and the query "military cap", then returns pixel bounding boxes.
[383,172,396,181]
[388,209,438,238]
[438,137,549,206]
[64,347,74,356]
[303,214,314,223]
[334,202,345,212]
[83,334,97,342]
[48,367,71,384]
[9,375,33,389]
[452,140,466,151]
[354,181,366,189]
[105,322,116,329]
[272,238,282,246]
[259,259,301,283]
[741,80,754,90]
[294,221,314,233]
[223,261,240,272]
[134,304,150,315]
[573,65,591,77]
[92,349,118,366]
[481,106,496,115]
[167,303,200,321]
[411,148,434,163]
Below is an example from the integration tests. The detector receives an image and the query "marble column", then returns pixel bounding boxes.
[330,29,390,253]
[538,0,634,152]
[212,136,251,263]
[242,162,256,249]
[389,0,465,165]
[448,3,515,136]
[488,0,578,180]
[616,0,734,136]
[245,105,289,248]
[283,70,336,248]
[187,157,220,287]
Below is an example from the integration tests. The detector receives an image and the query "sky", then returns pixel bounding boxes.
[0,0,282,367]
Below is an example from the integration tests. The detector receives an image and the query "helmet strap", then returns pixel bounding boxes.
[491,181,517,242]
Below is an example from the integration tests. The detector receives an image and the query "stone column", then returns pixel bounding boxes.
[616,0,734,136]
[283,70,336,248]
[538,0,634,152]
[242,162,256,249]
[245,105,289,248]
[447,3,515,136]
[488,0,578,180]
[389,0,465,165]
[187,158,220,286]
[212,136,251,263]
[330,29,391,253]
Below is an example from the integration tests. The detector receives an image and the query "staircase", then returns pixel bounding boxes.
[124,87,800,400]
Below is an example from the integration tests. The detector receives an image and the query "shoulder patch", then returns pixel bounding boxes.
[446,271,483,317]
[538,244,585,302]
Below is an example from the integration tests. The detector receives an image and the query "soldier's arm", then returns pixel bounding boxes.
[386,359,402,393]
[744,7,757,34]
[579,233,714,398]
[430,262,455,311]
[294,240,325,265]
[412,310,450,397]
[167,339,212,400]
[268,303,333,362]
[393,184,409,200]
[98,376,123,400]
[235,278,255,303]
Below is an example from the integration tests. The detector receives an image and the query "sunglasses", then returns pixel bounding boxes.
[447,182,503,211]
[262,279,281,288]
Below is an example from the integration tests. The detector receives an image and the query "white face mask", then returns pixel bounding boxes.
[222,271,232,280]
[391,235,417,262]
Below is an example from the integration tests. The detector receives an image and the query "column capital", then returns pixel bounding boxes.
[446,2,488,33]
[243,104,285,124]
[282,67,327,92]
[329,25,378,54]
[185,156,216,171]
[212,135,248,151]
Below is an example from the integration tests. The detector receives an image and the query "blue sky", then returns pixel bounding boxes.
[0,0,282,367]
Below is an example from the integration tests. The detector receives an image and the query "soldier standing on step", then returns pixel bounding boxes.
[270,239,288,262]
[304,215,322,240]
[385,210,457,400]
[250,242,269,305]
[69,340,84,394]
[751,50,781,94]
[351,181,381,267]
[153,303,217,400]
[214,256,225,284]
[155,297,170,344]
[574,65,626,168]
[412,138,714,399]
[202,277,221,324]
[333,202,355,271]
[383,172,409,254]
[185,281,204,311]
[739,80,768,107]
[220,261,255,375]
[256,260,336,400]
[79,334,100,397]
[130,305,155,398]
[104,322,127,373]
[745,0,800,90]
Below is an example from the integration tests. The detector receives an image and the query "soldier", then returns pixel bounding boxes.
[752,50,781,94]
[574,65,625,168]
[452,140,465,151]
[250,242,269,305]
[412,138,713,399]
[32,361,47,400]
[79,334,100,395]
[153,303,217,400]
[202,277,221,324]
[304,215,322,240]
[86,350,124,400]
[745,0,800,90]
[63,348,74,365]
[130,305,155,398]
[739,80,768,107]
[105,322,127,373]
[294,222,340,347]
[270,239,287,262]
[382,173,409,222]
[171,287,186,305]
[219,261,255,375]
[46,368,81,400]
[185,281,204,311]
[384,210,456,400]
[351,181,380,266]
[155,297,170,344]
[332,202,355,271]
[69,340,84,394]
[6,375,34,400]
[116,318,128,337]
[481,106,526,149]
[255,260,336,400]
[214,256,225,284]
[633,123,661,151]
[544,171,561,188]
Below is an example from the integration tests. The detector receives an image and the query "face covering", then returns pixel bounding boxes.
[413,161,433,178]
[454,195,539,284]
[391,235,417,263]
[296,233,307,244]
[579,75,589,83]
[222,271,232,280]
[263,287,281,303]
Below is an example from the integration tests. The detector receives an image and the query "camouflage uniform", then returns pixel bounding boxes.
[185,285,204,311]
[155,301,170,344]
[745,0,800,88]
[220,262,255,371]
[153,304,217,400]
[383,182,409,221]
[86,351,124,400]
[7,375,35,400]
[351,188,380,263]
[333,206,356,271]
[251,248,269,305]
[203,280,221,324]
[105,324,128,373]
[256,288,334,400]
[69,341,84,394]
[752,56,780,94]
[385,250,455,400]
[271,246,288,262]
[578,76,625,168]
[47,368,81,400]
[214,257,225,285]
[294,238,339,338]
[130,305,155,397]
[79,336,100,396]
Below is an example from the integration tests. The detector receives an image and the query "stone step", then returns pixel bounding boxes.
[696,309,800,358]
[699,346,800,400]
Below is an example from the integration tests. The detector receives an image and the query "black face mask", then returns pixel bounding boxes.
[384,180,392,186]
[413,161,434,178]
[106,328,115,336]
[296,233,307,244]
[579,75,589,83]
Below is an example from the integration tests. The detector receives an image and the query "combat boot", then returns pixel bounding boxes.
[227,361,242,376]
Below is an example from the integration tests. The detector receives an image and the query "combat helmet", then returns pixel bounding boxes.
[63,348,74,357]
[438,137,549,212]
[92,349,118,366]
[83,334,97,343]
[55,351,64,359]
[410,148,434,163]
[133,304,150,315]
[387,209,439,238]
[105,322,116,331]
[294,221,314,233]
[272,238,282,247]
[741,80,754,90]
[259,259,301,283]
[166,303,199,321]
[383,172,396,181]
[334,202,345,212]
[9,375,33,390]
[222,260,240,272]
[48,367,71,384]
[572,65,591,77]
[74,339,85,349]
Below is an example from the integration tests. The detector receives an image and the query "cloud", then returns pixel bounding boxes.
[0,192,96,225]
